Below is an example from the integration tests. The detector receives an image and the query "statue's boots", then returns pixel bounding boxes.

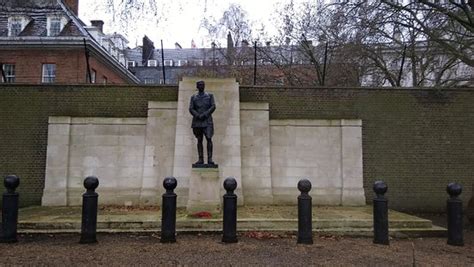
[195,143,204,165]
[207,141,215,165]
[207,140,215,165]
[208,157,215,165]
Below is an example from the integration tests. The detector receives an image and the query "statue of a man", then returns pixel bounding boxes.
[189,81,216,166]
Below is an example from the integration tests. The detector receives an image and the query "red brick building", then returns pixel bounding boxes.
[0,0,139,84]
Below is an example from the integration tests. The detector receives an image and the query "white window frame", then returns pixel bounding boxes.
[42,64,56,83]
[49,18,61,36]
[47,16,67,37]
[163,60,173,66]
[8,16,29,37]
[103,76,108,85]
[2,64,15,83]
[148,60,158,67]
[177,60,188,66]
[118,54,126,66]
[127,60,136,68]
[10,18,22,36]
[144,78,155,84]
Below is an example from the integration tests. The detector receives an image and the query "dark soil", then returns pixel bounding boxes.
[1,231,473,266]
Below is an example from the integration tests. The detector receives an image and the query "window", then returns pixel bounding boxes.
[46,16,66,37]
[196,60,203,66]
[177,60,188,66]
[127,61,136,68]
[147,60,157,67]
[118,54,126,66]
[163,60,173,66]
[91,69,96,83]
[103,76,108,85]
[42,64,56,83]
[8,16,31,36]
[2,64,15,83]
[144,78,155,84]
[9,18,22,36]
[49,18,61,36]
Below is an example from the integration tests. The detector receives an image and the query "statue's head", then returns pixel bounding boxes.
[196,81,205,92]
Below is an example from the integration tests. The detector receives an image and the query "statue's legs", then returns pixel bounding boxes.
[197,139,204,164]
[193,128,204,164]
[206,137,214,164]
[204,126,214,165]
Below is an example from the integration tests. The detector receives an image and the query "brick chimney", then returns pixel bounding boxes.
[90,20,104,32]
[63,0,79,15]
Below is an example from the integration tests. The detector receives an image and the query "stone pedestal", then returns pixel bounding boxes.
[186,168,221,214]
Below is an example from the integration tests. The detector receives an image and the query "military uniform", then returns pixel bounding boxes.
[189,92,215,138]
[189,89,216,165]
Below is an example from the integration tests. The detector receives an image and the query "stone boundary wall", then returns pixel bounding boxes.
[0,84,473,211]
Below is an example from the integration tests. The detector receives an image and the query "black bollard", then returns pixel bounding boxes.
[79,176,99,244]
[373,181,389,245]
[161,177,177,243]
[447,182,463,246]
[0,175,20,243]
[297,179,313,244]
[222,177,238,243]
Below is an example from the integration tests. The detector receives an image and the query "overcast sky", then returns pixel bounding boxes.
[78,0,303,49]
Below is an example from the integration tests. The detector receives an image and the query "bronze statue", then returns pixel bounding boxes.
[189,81,217,167]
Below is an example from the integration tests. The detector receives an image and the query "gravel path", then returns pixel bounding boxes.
[1,231,473,266]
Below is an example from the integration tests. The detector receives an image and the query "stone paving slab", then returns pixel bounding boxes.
[16,205,445,236]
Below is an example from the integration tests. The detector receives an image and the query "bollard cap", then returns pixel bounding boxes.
[297,179,312,194]
[223,177,237,193]
[163,177,177,191]
[4,175,20,192]
[447,182,462,198]
[84,176,99,190]
[373,181,387,196]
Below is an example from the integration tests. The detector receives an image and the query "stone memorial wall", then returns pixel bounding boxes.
[42,78,365,206]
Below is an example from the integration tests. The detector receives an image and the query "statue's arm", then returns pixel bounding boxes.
[189,96,200,117]
[204,94,216,116]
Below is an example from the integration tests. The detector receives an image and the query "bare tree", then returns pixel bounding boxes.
[380,0,473,67]
[200,3,256,47]
[259,0,361,87]
[198,3,262,84]
[334,0,473,87]
[96,0,215,40]
[97,0,472,87]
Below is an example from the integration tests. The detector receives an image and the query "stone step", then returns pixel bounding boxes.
[15,205,445,237]
[18,218,434,231]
